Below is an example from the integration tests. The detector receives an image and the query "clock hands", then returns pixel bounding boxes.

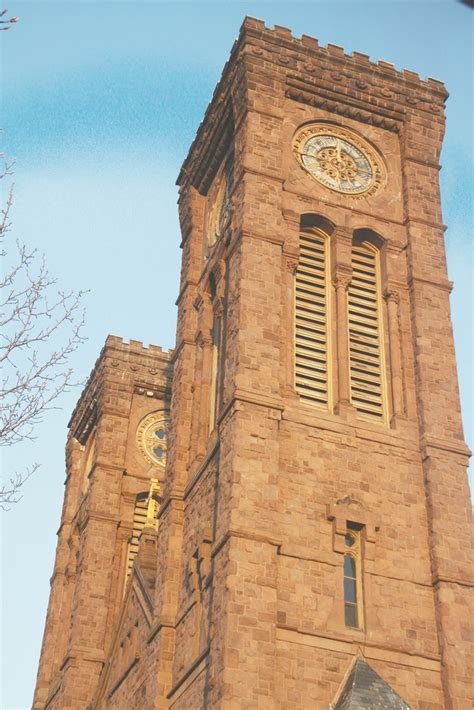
[301,153,372,178]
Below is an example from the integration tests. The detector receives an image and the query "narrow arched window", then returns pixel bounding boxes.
[295,228,331,409]
[344,525,364,628]
[348,241,386,421]
[209,313,222,431]
[82,433,96,493]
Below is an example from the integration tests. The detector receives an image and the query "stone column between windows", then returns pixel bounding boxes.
[281,207,302,399]
[384,289,405,419]
[331,226,354,417]
[333,274,352,412]
[283,255,299,396]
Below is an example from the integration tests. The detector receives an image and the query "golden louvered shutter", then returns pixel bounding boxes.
[294,229,331,408]
[348,242,386,421]
[125,496,148,583]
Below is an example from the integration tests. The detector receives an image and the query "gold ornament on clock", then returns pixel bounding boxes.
[293,123,386,197]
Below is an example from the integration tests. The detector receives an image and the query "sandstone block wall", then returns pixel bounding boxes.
[34,17,472,710]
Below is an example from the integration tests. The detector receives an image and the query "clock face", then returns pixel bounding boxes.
[293,124,385,197]
[207,164,232,246]
[207,175,226,246]
[136,412,169,468]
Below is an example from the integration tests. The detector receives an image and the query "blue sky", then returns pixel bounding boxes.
[1,2,473,708]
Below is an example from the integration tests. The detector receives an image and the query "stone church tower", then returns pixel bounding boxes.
[34,17,473,709]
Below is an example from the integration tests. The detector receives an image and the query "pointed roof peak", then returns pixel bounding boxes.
[333,657,411,709]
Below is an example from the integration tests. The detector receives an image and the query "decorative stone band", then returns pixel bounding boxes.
[286,83,402,134]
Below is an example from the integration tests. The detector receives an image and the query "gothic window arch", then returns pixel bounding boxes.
[294,217,333,410]
[348,235,387,422]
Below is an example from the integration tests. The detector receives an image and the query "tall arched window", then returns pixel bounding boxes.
[82,433,96,493]
[209,312,222,431]
[125,494,148,583]
[294,227,331,409]
[348,240,386,421]
[343,524,364,629]
[124,484,160,588]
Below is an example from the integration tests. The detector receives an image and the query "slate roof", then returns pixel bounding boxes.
[333,657,411,709]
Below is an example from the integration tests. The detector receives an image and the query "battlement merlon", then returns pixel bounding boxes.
[177,15,449,191]
[67,335,173,445]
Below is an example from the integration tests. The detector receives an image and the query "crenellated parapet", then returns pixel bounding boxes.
[178,16,447,194]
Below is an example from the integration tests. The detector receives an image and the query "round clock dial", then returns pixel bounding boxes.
[207,176,226,246]
[293,124,385,197]
[136,412,169,468]
[207,168,232,247]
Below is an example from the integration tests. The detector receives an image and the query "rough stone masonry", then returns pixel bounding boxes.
[34,17,473,710]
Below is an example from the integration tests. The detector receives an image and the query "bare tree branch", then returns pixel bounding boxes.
[0,35,87,504]
[0,187,87,451]
[0,463,38,510]
[0,8,19,30]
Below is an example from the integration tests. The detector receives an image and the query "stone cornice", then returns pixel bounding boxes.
[432,575,474,589]
[285,78,402,133]
[212,527,283,560]
[420,434,471,459]
[79,510,120,532]
[218,388,285,428]
[404,155,442,170]
[177,79,235,192]
[240,164,285,184]
[239,228,286,247]
[404,216,447,231]
[281,405,419,455]
[70,393,98,445]
[408,275,454,293]
[276,626,441,672]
